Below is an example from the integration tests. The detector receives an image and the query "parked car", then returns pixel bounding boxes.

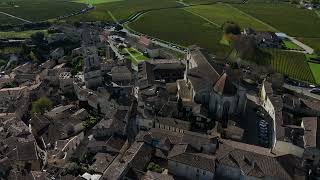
[310,88,320,95]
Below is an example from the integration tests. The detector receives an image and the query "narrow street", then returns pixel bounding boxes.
[122,28,186,53]
[284,83,320,100]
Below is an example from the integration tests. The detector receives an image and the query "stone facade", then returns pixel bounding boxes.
[168,160,214,180]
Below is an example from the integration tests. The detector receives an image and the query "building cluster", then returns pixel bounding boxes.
[0,23,319,180]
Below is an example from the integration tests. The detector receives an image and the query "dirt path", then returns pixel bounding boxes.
[225,4,278,32]
[287,36,314,54]
[0,11,32,23]
[183,8,220,28]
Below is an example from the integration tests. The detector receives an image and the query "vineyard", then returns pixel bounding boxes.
[308,62,320,84]
[267,49,315,83]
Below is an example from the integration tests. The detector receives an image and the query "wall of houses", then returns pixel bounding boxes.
[155,122,186,133]
[57,132,84,160]
[215,165,241,180]
[93,127,113,138]
[59,75,74,93]
[84,69,103,89]
[208,87,247,121]
[168,160,214,180]
[16,159,41,171]
[274,141,304,158]
[209,93,238,120]
[259,82,304,157]
[259,83,277,149]
[146,48,160,58]
[136,117,154,130]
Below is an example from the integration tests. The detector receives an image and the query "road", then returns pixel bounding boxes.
[0,11,32,23]
[287,36,314,54]
[107,39,125,60]
[122,28,186,54]
[283,83,320,100]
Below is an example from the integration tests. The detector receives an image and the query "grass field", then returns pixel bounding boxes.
[128,8,230,57]
[182,0,243,5]
[73,0,123,4]
[0,13,25,25]
[282,39,303,50]
[232,3,320,38]
[185,4,275,31]
[267,49,315,83]
[68,0,180,22]
[0,0,86,23]
[123,48,148,64]
[0,29,47,38]
[308,62,320,84]
[298,38,320,50]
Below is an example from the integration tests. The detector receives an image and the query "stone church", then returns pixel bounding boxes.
[81,28,103,89]
[177,45,247,123]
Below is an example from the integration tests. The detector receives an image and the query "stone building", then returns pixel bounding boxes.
[82,28,103,89]
[59,72,74,93]
[0,86,28,113]
[178,45,247,122]
[106,44,115,60]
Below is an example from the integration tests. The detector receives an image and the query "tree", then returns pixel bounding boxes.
[29,51,38,63]
[223,22,241,35]
[290,0,299,4]
[62,162,81,176]
[31,31,45,45]
[314,49,320,56]
[115,24,123,31]
[231,35,271,65]
[147,162,162,173]
[83,116,98,130]
[70,56,83,75]
[0,59,6,67]
[32,97,53,114]
[73,21,81,28]
[271,73,284,92]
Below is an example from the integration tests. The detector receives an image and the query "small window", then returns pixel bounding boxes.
[203,171,206,175]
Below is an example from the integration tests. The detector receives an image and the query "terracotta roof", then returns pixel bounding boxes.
[138,36,151,47]
[90,153,115,173]
[168,144,216,173]
[216,140,293,180]
[111,66,132,82]
[31,114,51,135]
[15,141,38,161]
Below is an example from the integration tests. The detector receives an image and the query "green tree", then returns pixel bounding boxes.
[32,97,53,114]
[223,22,241,35]
[0,59,6,67]
[31,31,45,45]
[147,162,162,173]
[83,116,98,129]
[314,49,320,56]
[62,162,81,176]
[71,56,83,75]
[290,0,299,4]
[29,51,38,63]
